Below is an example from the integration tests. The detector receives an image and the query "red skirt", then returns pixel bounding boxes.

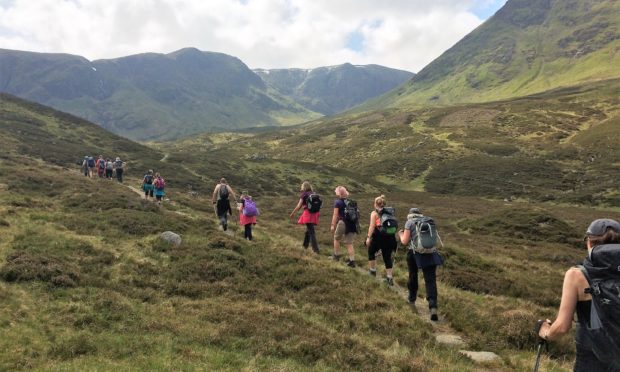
[240,213,257,225]
[298,209,319,225]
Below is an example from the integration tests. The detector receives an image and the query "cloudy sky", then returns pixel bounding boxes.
[0,0,506,72]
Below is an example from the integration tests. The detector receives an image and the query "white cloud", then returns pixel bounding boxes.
[0,0,503,72]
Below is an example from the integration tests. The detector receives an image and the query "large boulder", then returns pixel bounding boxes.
[159,231,182,247]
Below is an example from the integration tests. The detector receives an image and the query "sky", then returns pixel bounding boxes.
[0,0,507,72]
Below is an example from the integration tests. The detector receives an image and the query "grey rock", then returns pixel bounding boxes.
[160,231,182,247]
[458,350,501,363]
[435,334,465,347]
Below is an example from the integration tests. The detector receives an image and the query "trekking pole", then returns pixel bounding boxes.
[533,320,548,372]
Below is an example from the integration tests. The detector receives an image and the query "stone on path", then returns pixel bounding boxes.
[160,231,182,247]
[458,350,501,363]
[435,334,465,347]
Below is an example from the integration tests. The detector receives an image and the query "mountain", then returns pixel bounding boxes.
[0,48,320,140]
[254,64,414,115]
[375,0,620,107]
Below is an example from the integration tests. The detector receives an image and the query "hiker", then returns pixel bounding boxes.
[330,186,358,267]
[289,181,320,253]
[398,208,443,321]
[86,155,96,178]
[114,157,124,183]
[238,191,258,241]
[153,173,166,205]
[142,170,155,200]
[212,178,236,231]
[365,195,397,285]
[537,219,620,371]
[81,156,89,177]
[105,158,114,179]
[96,155,106,178]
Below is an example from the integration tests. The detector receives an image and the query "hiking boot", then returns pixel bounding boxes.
[430,308,439,322]
[369,269,377,277]
[407,294,416,304]
[346,259,356,268]
[385,277,394,286]
[222,223,227,231]
[331,254,342,261]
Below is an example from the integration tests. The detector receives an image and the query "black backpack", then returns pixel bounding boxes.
[379,207,398,235]
[144,175,153,184]
[343,199,360,233]
[98,160,105,169]
[578,244,620,369]
[219,184,229,200]
[307,193,322,213]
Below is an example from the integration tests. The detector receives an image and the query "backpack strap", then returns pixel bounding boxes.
[577,265,594,294]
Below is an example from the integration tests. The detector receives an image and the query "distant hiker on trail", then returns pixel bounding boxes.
[81,156,89,177]
[96,155,106,178]
[330,186,358,267]
[142,170,155,200]
[86,156,96,178]
[105,158,114,179]
[153,173,166,205]
[365,195,397,285]
[536,219,620,371]
[290,181,321,253]
[114,157,124,183]
[398,207,443,321]
[238,191,258,241]
[212,178,236,231]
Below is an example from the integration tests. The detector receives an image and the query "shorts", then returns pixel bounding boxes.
[334,220,355,245]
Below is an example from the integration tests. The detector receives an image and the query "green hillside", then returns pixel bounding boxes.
[374,0,620,107]
[0,89,605,370]
[0,48,321,141]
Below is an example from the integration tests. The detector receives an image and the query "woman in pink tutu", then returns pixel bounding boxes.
[290,181,320,253]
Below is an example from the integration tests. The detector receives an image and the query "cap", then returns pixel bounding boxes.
[586,219,620,236]
[409,208,421,214]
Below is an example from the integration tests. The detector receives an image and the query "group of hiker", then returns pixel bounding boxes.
[288,182,443,321]
[212,178,258,241]
[81,155,125,182]
[141,170,166,204]
[215,178,620,370]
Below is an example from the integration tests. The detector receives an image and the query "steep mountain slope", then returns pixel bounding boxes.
[375,0,620,107]
[0,48,320,140]
[255,64,414,115]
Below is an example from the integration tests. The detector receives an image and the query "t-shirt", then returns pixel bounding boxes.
[333,198,346,220]
[300,191,311,210]
[404,216,424,245]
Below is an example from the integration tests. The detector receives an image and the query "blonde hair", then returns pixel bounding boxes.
[301,181,313,192]
[334,186,349,198]
[374,195,386,208]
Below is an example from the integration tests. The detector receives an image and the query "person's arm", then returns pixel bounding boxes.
[398,228,411,245]
[330,206,339,233]
[365,212,377,247]
[290,199,303,218]
[538,268,581,341]
[212,185,219,204]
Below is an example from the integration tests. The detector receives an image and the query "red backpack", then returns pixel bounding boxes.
[154,177,165,190]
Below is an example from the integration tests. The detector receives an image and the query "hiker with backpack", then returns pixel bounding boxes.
[113,157,125,183]
[96,155,106,178]
[153,173,166,205]
[330,186,358,267]
[142,170,155,200]
[289,181,320,253]
[86,156,96,178]
[81,156,89,177]
[398,208,443,321]
[365,195,397,285]
[105,158,114,179]
[238,191,258,241]
[212,178,236,231]
[536,219,620,371]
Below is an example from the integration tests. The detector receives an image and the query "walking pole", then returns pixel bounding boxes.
[533,320,548,372]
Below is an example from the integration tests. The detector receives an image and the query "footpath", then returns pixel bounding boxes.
[76,168,502,368]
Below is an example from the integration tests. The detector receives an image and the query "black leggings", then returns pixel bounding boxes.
[368,232,395,269]
[303,224,319,253]
[244,224,253,240]
[406,250,438,309]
